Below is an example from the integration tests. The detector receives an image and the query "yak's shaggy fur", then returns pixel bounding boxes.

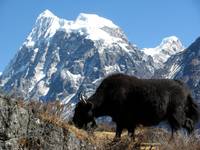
[73,73,199,139]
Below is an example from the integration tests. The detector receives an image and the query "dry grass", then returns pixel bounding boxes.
[84,127,200,150]
[13,98,200,150]
[95,123,116,132]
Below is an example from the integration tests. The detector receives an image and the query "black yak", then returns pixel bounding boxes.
[72,73,199,139]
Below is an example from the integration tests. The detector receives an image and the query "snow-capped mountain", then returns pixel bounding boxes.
[0,10,154,103]
[154,37,200,101]
[142,36,184,69]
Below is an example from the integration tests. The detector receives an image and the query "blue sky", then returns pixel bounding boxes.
[0,0,200,72]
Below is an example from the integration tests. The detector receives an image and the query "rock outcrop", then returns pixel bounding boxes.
[0,95,96,150]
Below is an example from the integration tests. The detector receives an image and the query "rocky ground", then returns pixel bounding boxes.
[0,94,200,150]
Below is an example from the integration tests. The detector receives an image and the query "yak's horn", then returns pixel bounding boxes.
[80,93,87,104]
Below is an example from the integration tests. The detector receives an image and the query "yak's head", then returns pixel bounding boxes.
[72,94,95,129]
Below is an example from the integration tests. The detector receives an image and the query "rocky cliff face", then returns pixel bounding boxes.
[0,94,97,150]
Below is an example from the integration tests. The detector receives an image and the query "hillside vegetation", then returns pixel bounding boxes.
[0,94,199,150]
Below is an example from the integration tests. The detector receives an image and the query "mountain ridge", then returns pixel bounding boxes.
[142,36,184,69]
[0,10,187,104]
[0,10,154,103]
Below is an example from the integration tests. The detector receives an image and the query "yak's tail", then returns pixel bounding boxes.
[186,94,199,124]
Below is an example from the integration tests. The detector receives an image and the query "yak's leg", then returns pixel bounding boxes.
[168,106,185,140]
[183,118,194,134]
[114,124,123,141]
[128,126,136,139]
[87,119,97,134]
[168,118,180,140]
[168,118,179,142]
[169,125,176,141]
[91,119,97,128]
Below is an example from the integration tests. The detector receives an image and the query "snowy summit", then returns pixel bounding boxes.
[142,36,184,68]
[25,9,124,48]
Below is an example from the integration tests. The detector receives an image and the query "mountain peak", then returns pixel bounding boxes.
[142,36,184,69]
[162,36,179,42]
[27,10,62,43]
[76,13,118,28]
[160,36,183,48]
[37,9,58,20]
[27,11,124,46]
[159,36,184,54]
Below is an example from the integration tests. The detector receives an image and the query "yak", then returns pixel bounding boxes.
[72,73,199,139]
